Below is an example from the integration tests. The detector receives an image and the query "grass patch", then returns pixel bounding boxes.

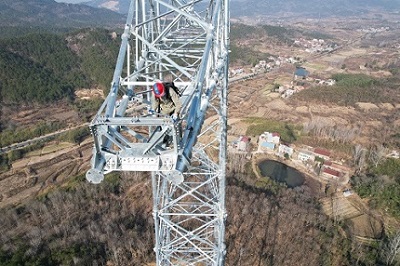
[25,149,42,157]
[230,43,273,66]
[63,173,87,191]
[0,121,66,147]
[41,142,74,154]
[244,161,257,179]
[293,73,400,107]
[254,176,282,195]
[303,62,327,71]
[57,126,91,144]
[36,174,80,201]
[92,172,123,194]
[25,142,73,158]
[274,76,293,85]
[371,158,400,178]
[244,117,301,143]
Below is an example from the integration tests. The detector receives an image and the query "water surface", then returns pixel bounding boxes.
[258,160,305,188]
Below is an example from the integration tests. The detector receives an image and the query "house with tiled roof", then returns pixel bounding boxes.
[324,161,351,173]
[322,167,342,179]
[313,148,331,161]
[237,135,251,151]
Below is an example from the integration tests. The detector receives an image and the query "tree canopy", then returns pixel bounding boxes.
[0,29,120,105]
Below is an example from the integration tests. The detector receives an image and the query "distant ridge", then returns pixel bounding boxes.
[0,0,124,28]
[84,0,130,14]
[83,0,400,16]
[229,0,400,17]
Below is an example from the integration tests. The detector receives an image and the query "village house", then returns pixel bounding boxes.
[343,189,353,197]
[322,167,342,179]
[236,135,251,152]
[260,132,280,144]
[321,161,351,182]
[298,150,315,162]
[315,78,336,86]
[282,89,296,98]
[229,68,244,77]
[325,79,336,86]
[313,148,331,161]
[259,132,280,152]
[278,85,291,94]
[278,144,294,157]
[294,85,305,92]
[323,161,352,173]
[286,57,299,64]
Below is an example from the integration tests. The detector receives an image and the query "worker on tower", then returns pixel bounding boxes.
[149,81,182,121]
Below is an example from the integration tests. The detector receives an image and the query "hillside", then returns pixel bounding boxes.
[0,28,119,105]
[0,28,120,150]
[0,0,124,29]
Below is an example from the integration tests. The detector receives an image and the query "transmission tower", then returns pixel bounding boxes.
[86,0,230,264]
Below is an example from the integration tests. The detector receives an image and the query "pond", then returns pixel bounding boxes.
[258,160,305,188]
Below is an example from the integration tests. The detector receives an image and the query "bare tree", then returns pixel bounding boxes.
[228,152,247,174]
[369,144,387,168]
[303,117,359,143]
[353,144,367,174]
[383,231,400,265]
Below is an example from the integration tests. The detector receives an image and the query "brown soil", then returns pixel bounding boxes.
[2,102,81,129]
[0,140,92,208]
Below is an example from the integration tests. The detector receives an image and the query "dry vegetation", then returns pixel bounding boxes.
[0,172,155,265]
[0,150,354,266]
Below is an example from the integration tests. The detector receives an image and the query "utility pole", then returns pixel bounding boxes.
[86,0,230,264]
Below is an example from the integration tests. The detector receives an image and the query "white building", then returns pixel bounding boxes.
[279,144,294,157]
[298,150,315,162]
[237,135,251,152]
[260,132,280,144]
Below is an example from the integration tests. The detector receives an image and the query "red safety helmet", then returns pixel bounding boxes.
[152,82,165,98]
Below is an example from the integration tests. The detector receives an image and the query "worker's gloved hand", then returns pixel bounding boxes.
[171,113,179,122]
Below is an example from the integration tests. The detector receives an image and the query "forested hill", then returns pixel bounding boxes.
[0,24,274,105]
[0,29,120,104]
[0,23,268,105]
[0,0,124,29]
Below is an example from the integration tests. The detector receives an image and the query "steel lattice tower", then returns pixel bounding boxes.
[86,0,229,264]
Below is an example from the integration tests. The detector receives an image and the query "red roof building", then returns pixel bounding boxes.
[237,135,251,151]
[322,168,341,179]
[314,148,331,160]
[239,136,250,143]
